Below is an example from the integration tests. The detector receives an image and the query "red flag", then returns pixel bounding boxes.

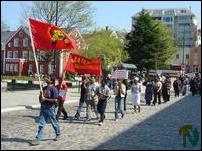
[65,53,102,76]
[28,18,78,50]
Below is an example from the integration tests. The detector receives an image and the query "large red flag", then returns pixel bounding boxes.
[65,53,102,76]
[28,18,78,50]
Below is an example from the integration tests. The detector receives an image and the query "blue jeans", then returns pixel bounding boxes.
[36,104,60,140]
[76,98,85,116]
[115,96,124,119]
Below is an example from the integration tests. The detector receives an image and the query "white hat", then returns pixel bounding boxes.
[134,77,139,81]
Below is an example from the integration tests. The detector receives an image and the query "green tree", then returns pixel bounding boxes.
[125,9,177,75]
[81,29,128,71]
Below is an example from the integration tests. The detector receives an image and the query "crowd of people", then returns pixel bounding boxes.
[30,72,201,145]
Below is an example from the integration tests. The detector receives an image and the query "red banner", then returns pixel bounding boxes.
[28,18,78,50]
[65,53,102,76]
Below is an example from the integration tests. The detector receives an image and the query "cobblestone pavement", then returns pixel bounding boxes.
[1,92,201,150]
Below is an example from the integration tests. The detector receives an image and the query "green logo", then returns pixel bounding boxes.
[179,125,199,148]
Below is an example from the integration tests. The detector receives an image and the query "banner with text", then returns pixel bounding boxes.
[65,53,102,76]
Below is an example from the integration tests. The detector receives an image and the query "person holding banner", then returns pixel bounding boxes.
[97,79,110,126]
[56,77,68,121]
[114,79,126,120]
[30,75,60,146]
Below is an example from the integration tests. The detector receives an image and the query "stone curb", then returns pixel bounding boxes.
[1,99,79,113]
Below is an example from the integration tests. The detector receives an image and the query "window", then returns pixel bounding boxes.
[7,51,13,58]
[23,38,28,47]
[14,38,19,47]
[29,64,33,73]
[40,65,44,73]
[29,52,34,60]
[13,51,18,58]
[185,54,189,59]
[10,64,14,72]
[6,64,9,71]
[14,64,18,72]
[39,51,45,61]
[176,54,179,59]
[51,64,54,74]
[22,51,28,59]
[8,42,12,47]
[19,31,23,37]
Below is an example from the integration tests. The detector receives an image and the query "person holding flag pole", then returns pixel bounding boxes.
[28,19,61,145]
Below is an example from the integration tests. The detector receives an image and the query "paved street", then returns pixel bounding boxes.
[1,92,201,150]
[1,88,80,112]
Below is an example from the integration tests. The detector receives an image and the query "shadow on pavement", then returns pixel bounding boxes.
[1,137,30,144]
[16,105,40,110]
[93,95,201,150]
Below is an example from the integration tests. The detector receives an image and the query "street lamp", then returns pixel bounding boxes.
[52,1,58,85]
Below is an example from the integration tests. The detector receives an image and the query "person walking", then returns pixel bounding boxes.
[96,79,110,126]
[114,79,126,120]
[131,77,141,112]
[30,75,60,146]
[74,76,89,120]
[173,77,180,97]
[56,77,68,121]
[122,79,128,111]
[86,77,99,121]
[144,77,154,105]
[162,77,171,102]
[153,77,162,105]
[190,77,197,96]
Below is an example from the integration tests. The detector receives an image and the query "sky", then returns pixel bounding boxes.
[1,1,201,31]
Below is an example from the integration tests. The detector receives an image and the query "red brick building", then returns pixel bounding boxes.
[1,26,69,77]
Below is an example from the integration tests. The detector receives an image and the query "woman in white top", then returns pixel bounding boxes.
[131,77,141,112]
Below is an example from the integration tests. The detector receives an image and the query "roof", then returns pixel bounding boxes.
[1,31,15,44]
[1,26,30,45]
[115,63,137,69]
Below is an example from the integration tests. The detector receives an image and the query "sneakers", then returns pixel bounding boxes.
[121,114,124,118]
[74,114,80,120]
[98,121,103,126]
[29,139,40,146]
[63,116,68,120]
[54,135,61,141]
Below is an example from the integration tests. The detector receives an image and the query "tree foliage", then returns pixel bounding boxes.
[20,1,95,31]
[80,29,128,70]
[124,9,177,72]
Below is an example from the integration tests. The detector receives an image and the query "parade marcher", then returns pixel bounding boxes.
[173,77,180,97]
[56,77,68,121]
[190,77,197,96]
[86,77,99,121]
[96,79,110,126]
[131,77,141,112]
[182,76,189,96]
[123,79,129,111]
[74,76,89,120]
[114,79,126,120]
[144,77,153,105]
[153,77,162,105]
[30,75,60,146]
[162,76,171,102]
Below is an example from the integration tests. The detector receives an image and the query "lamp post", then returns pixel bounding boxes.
[52,1,58,85]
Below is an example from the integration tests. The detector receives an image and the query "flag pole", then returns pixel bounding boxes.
[28,19,43,92]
